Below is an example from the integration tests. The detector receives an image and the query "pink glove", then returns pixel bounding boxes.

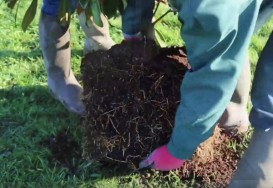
[139,145,185,171]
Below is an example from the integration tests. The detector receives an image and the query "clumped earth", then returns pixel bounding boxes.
[79,40,248,187]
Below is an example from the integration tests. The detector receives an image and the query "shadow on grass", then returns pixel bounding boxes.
[0,85,136,182]
[0,85,59,115]
[39,128,136,180]
[0,84,83,139]
[0,49,83,60]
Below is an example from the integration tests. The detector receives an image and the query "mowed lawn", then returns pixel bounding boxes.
[0,2,272,187]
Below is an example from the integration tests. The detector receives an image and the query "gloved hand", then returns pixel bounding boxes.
[139,145,185,171]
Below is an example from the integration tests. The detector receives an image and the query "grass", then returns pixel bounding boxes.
[0,1,273,187]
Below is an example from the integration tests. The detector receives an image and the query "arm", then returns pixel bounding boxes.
[141,0,261,170]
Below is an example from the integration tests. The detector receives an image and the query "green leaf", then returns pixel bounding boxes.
[91,0,103,27]
[155,27,168,47]
[121,0,127,9]
[21,0,38,32]
[7,0,19,9]
[79,0,90,9]
[101,0,124,18]
[58,0,71,26]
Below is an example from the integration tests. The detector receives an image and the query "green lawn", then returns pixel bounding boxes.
[0,2,272,187]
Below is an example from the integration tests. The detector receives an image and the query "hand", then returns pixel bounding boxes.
[139,145,185,171]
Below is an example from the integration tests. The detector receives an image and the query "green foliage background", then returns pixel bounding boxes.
[2,0,125,30]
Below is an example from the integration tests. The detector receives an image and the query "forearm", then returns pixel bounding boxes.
[168,0,261,159]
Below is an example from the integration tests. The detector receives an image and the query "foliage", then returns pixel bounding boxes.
[2,0,173,32]
[2,0,125,30]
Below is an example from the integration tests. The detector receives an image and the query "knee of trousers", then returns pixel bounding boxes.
[250,94,273,130]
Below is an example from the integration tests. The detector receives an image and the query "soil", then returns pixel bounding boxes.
[180,127,247,187]
[81,40,188,164]
[80,40,248,187]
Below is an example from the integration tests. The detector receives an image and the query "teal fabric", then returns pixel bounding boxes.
[167,0,262,159]
[122,0,154,35]
[250,31,273,130]
[249,0,273,130]
[254,0,273,31]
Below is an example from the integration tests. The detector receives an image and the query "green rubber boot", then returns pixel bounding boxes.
[39,13,86,115]
[228,128,273,188]
[218,58,251,133]
[78,12,115,55]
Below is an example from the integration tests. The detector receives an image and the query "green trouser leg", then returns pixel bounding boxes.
[219,0,273,133]
[167,0,261,159]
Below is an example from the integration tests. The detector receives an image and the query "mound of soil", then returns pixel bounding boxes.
[81,40,188,164]
[81,40,247,187]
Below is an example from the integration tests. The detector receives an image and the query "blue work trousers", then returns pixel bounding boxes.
[42,0,77,16]
[250,0,273,131]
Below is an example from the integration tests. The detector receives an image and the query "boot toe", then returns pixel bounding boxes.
[218,108,250,133]
[48,84,86,116]
[65,100,86,115]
